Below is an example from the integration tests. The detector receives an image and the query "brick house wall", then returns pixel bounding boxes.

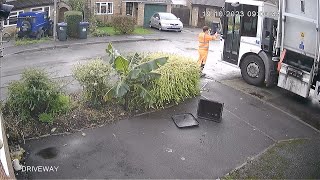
[92,0,122,24]
[92,0,171,26]
[0,163,10,180]
[136,3,145,26]
[0,115,15,179]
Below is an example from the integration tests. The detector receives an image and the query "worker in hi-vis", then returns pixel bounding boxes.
[198,26,219,75]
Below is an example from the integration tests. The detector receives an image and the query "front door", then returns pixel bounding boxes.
[222,3,242,65]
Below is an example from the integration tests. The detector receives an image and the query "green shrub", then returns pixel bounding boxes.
[73,59,112,105]
[65,11,83,38]
[142,53,201,108]
[89,15,98,33]
[96,19,111,27]
[91,29,109,37]
[5,69,71,122]
[68,0,85,11]
[39,113,54,124]
[50,94,71,114]
[112,15,135,34]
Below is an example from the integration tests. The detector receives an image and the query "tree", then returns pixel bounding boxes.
[68,0,85,11]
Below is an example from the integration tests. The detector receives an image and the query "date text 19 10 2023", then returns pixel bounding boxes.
[203,10,280,18]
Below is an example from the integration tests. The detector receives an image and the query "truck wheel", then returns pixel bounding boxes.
[21,21,31,32]
[240,55,265,86]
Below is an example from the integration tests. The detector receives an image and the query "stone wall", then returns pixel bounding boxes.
[93,0,121,23]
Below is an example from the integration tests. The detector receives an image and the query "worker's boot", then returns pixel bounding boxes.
[200,64,206,77]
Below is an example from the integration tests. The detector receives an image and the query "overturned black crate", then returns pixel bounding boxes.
[172,113,199,128]
[197,98,224,122]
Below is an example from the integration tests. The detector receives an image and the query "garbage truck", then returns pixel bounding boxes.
[220,0,320,102]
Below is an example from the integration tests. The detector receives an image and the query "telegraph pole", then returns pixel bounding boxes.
[53,0,57,42]
[0,20,3,103]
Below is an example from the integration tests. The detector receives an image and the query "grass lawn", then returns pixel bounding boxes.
[224,139,320,179]
[96,26,152,36]
[15,37,51,46]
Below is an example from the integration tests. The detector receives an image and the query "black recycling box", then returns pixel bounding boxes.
[197,98,224,122]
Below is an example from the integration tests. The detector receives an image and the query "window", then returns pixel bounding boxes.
[241,5,259,37]
[4,10,24,27]
[31,6,50,16]
[126,2,133,16]
[96,2,113,15]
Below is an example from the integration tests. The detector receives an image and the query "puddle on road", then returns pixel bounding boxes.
[36,147,58,159]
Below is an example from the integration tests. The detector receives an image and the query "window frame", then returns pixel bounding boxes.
[30,6,51,17]
[4,10,24,27]
[126,2,133,16]
[95,2,113,15]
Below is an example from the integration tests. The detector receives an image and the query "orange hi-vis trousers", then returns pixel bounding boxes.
[197,32,215,66]
[198,49,209,65]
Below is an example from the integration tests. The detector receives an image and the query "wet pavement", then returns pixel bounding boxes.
[22,80,319,179]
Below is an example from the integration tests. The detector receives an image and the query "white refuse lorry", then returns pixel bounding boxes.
[220,0,320,101]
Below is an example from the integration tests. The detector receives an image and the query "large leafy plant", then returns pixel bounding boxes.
[105,43,168,110]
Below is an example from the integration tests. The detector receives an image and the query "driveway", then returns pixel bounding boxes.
[22,80,319,179]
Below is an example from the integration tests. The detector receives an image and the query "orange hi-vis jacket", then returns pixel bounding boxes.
[198,32,215,65]
[198,32,214,50]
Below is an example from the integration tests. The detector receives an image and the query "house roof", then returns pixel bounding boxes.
[5,0,54,10]
[191,0,225,7]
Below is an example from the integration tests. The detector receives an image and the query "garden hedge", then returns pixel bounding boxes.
[112,15,135,34]
[136,53,201,108]
[65,11,83,38]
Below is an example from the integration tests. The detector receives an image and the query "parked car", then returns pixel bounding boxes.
[17,11,53,39]
[149,12,183,32]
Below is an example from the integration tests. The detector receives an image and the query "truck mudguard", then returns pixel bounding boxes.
[258,50,278,87]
